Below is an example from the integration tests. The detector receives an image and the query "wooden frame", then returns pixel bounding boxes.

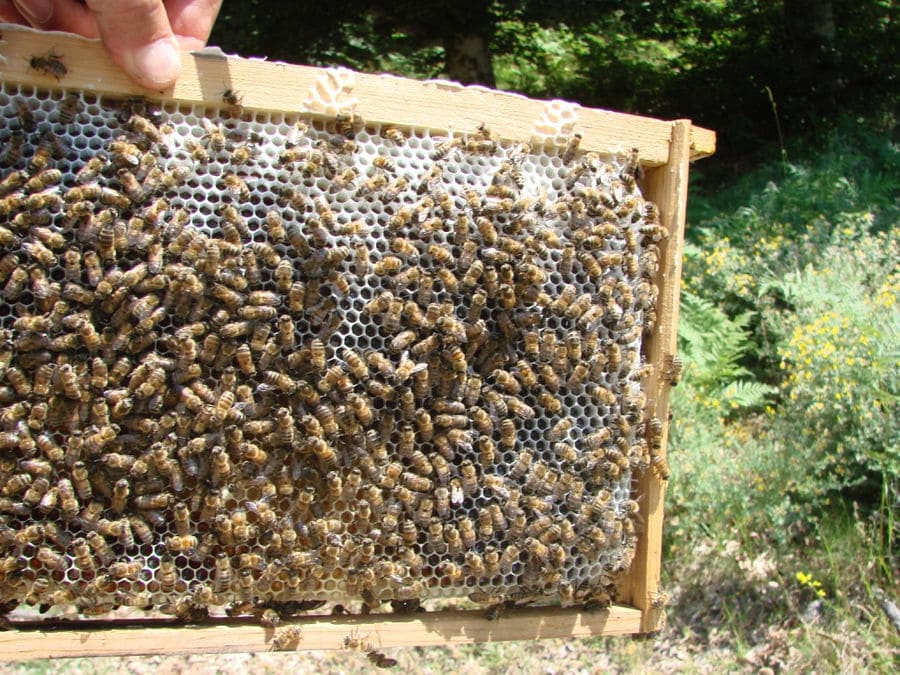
[0,24,714,660]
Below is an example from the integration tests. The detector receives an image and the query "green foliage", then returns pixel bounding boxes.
[666,123,899,667]
[666,289,780,545]
[669,121,898,551]
[677,290,774,409]
[684,121,900,375]
[493,22,588,97]
[770,226,899,502]
[688,118,900,240]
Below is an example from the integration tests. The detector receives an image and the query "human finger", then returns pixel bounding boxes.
[0,0,29,24]
[84,0,180,90]
[164,0,222,46]
[9,0,98,36]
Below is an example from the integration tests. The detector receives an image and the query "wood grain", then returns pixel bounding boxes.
[0,606,641,659]
[0,24,715,165]
[616,121,694,632]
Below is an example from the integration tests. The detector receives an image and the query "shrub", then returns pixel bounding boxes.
[768,221,899,505]
[666,289,779,546]
[668,123,898,545]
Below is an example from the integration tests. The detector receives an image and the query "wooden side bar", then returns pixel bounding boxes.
[616,121,694,631]
[0,606,641,660]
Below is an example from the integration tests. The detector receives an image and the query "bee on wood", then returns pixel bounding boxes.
[29,50,68,80]
[222,87,243,108]
[663,354,683,386]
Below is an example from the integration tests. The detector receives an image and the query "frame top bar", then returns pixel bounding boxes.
[0,24,715,166]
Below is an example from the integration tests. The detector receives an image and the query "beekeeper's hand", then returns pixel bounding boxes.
[0,0,223,89]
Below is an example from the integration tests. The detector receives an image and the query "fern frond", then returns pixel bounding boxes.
[677,291,757,386]
[719,380,777,408]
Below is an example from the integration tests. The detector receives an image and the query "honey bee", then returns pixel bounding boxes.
[29,133,63,174]
[242,605,278,630]
[397,468,429,493]
[22,169,63,198]
[22,239,59,269]
[486,183,517,200]
[20,473,49,504]
[33,545,68,573]
[365,125,403,147]
[219,172,249,201]
[116,117,156,152]
[371,154,397,173]
[465,127,497,154]
[373,255,403,276]
[176,136,211,166]
[192,118,226,153]
[663,354,683,387]
[431,188,453,216]
[107,558,144,580]
[352,172,388,198]
[559,132,582,163]
[213,137,249,167]
[429,137,460,161]
[420,242,452,267]
[24,576,52,605]
[208,445,234,485]
[457,516,477,550]
[462,550,486,579]
[335,108,364,138]
[8,99,39,140]
[29,50,68,79]
[474,216,499,246]
[207,551,234,592]
[433,559,464,585]
[650,448,670,481]
[0,270,28,310]
[1,130,28,170]
[383,206,413,235]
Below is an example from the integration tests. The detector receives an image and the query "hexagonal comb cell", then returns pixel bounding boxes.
[0,83,665,618]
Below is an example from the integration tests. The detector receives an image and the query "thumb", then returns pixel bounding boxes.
[85,0,181,90]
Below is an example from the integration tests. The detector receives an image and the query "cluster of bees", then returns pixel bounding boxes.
[0,81,671,628]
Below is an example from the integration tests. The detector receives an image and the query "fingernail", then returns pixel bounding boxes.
[126,38,180,89]
[13,0,53,25]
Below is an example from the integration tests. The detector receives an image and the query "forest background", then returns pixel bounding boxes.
[7,1,898,672]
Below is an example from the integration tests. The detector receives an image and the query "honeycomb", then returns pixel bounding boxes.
[0,82,668,621]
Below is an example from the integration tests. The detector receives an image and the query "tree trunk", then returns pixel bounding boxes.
[782,0,838,106]
[443,33,495,86]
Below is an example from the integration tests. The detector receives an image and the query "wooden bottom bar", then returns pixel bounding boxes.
[0,606,641,660]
